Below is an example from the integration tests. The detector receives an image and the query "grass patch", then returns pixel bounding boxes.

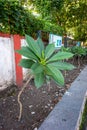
[80,100,87,130]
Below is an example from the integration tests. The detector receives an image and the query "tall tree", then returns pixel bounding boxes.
[24,0,87,41]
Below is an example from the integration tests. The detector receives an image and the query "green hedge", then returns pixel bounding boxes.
[0,0,63,36]
[0,0,43,36]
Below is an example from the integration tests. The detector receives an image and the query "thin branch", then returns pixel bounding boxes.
[18,75,33,121]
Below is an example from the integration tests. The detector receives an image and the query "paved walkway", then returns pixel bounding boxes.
[38,66,87,130]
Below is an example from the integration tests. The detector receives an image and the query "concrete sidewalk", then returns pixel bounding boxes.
[38,66,87,130]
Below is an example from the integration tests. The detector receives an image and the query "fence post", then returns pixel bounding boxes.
[13,35,23,87]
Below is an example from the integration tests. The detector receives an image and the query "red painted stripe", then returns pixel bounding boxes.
[0,32,25,39]
[13,35,23,87]
[0,32,11,38]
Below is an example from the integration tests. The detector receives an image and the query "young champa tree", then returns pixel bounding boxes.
[16,34,75,121]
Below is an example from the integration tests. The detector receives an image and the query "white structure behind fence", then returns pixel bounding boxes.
[0,34,28,90]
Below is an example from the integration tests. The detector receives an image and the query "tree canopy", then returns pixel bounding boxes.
[25,0,87,41]
[0,0,63,36]
[0,0,87,41]
[0,0,44,36]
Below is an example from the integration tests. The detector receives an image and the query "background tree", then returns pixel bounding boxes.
[0,0,43,36]
[65,0,87,41]
[1,0,87,41]
[25,0,87,41]
[0,0,63,36]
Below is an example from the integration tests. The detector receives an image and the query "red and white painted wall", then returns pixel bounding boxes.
[0,33,28,90]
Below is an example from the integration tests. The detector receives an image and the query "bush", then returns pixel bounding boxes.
[0,0,63,36]
[0,0,43,36]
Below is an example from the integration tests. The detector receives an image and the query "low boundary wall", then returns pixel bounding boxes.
[0,33,28,90]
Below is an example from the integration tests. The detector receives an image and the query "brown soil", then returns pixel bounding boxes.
[0,60,87,130]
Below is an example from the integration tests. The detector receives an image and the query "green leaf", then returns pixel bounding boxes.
[48,61,75,70]
[47,52,74,63]
[25,34,41,58]
[16,46,39,61]
[46,64,64,86]
[31,63,44,74]
[34,73,44,88]
[19,59,34,68]
[36,37,44,51]
[45,44,55,59]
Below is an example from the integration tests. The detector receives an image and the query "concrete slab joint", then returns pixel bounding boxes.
[38,66,87,130]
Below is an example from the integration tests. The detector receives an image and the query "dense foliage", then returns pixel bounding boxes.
[27,0,64,17]
[61,46,87,57]
[42,21,63,35]
[0,0,87,40]
[66,0,87,41]
[60,46,87,67]
[71,46,87,57]
[0,0,63,36]
[26,0,87,41]
[0,0,44,36]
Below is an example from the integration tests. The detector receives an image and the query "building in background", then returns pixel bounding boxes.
[49,34,62,48]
